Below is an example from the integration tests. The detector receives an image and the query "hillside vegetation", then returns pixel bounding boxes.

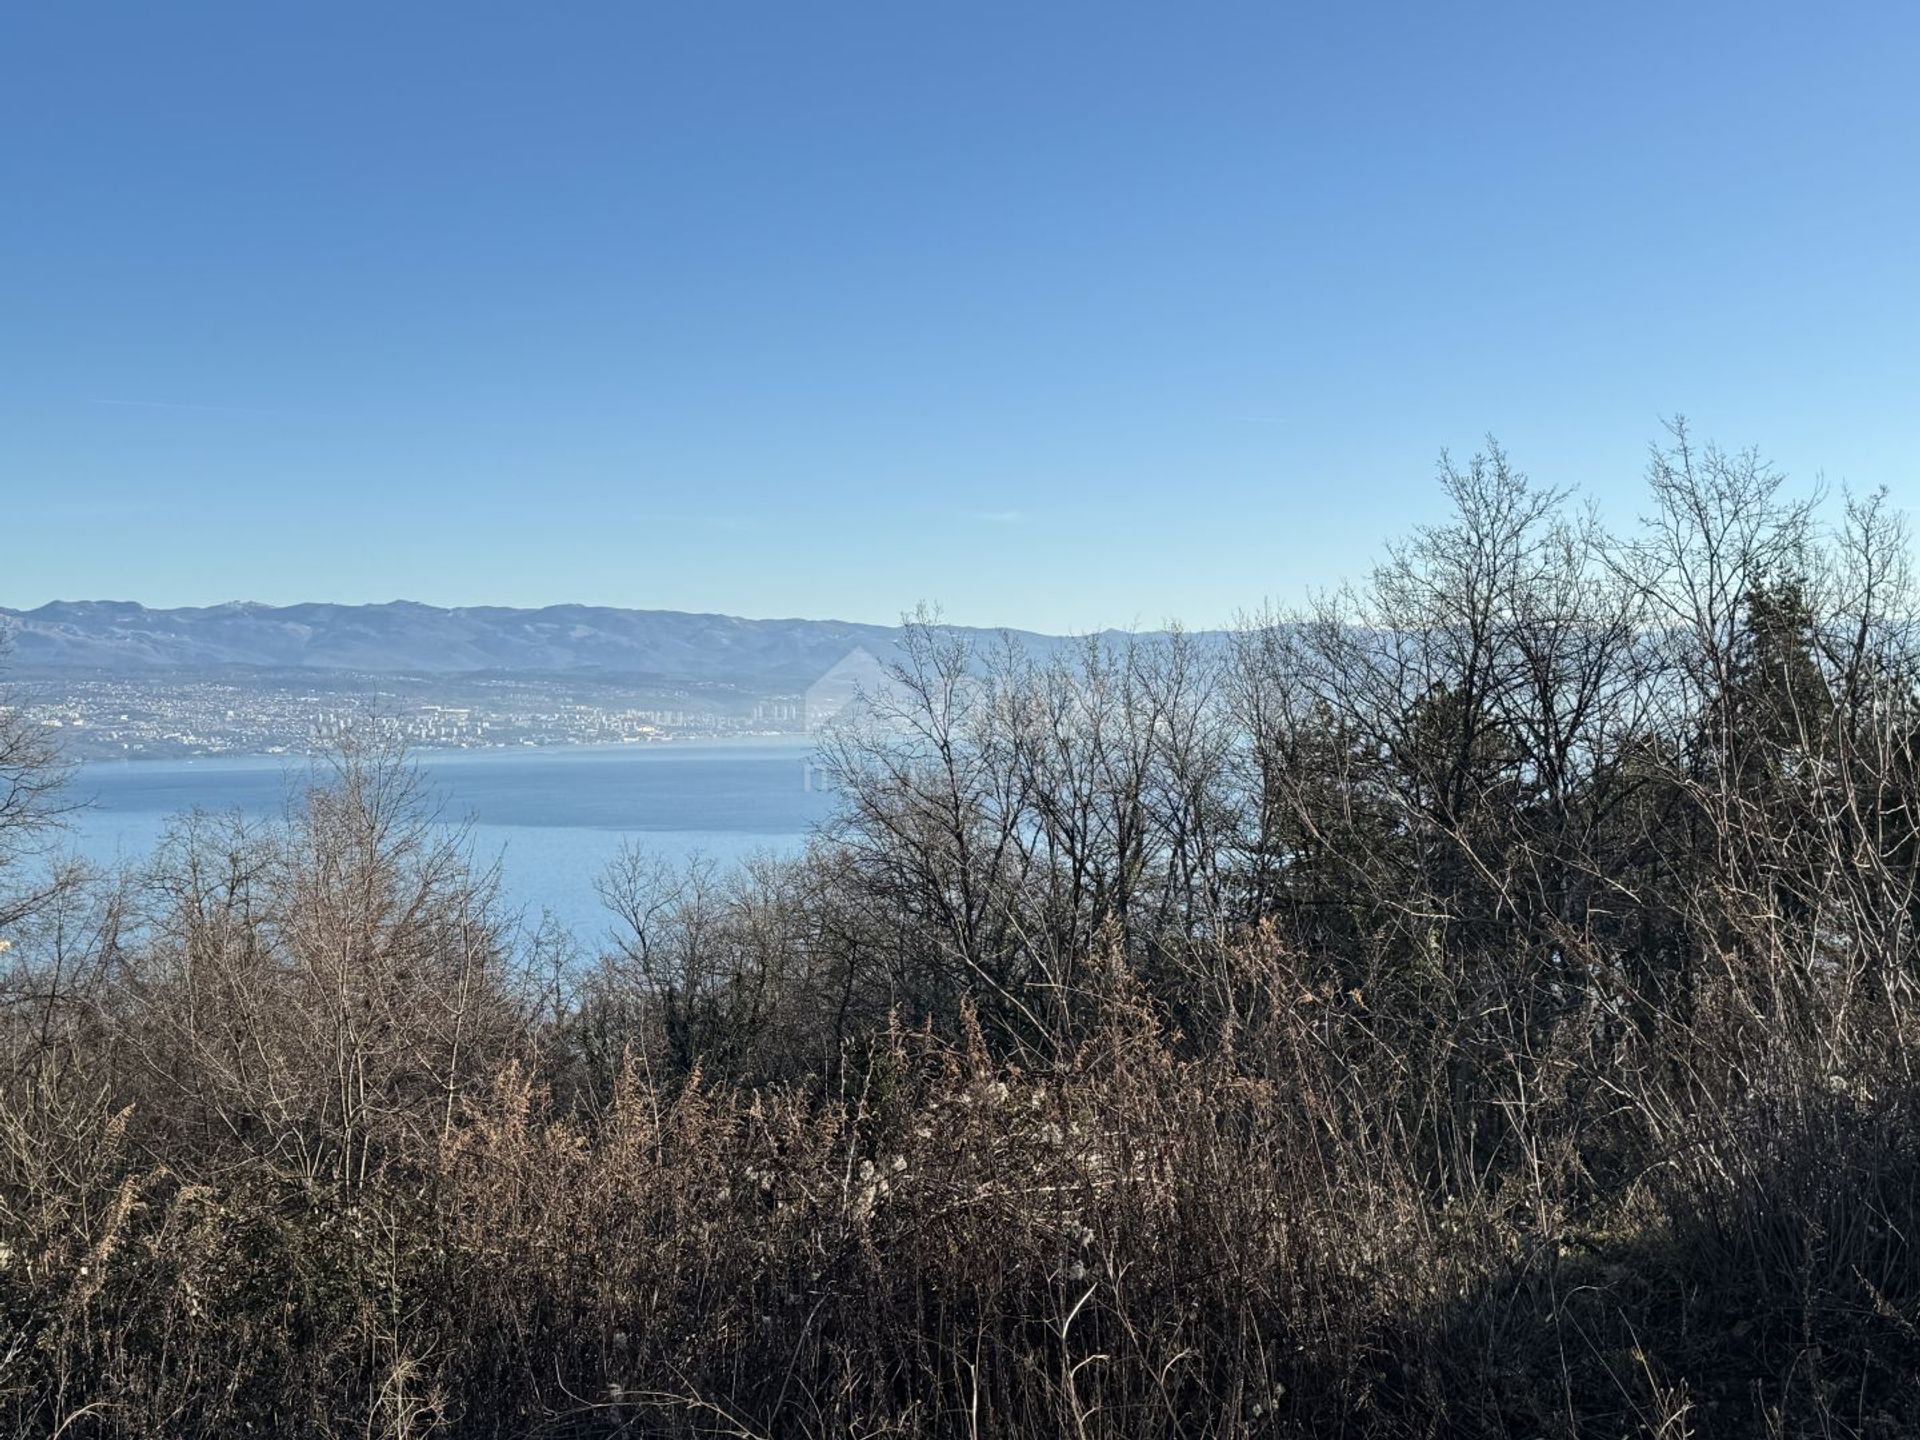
[2,428,1917,1437]
[0,600,1099,683]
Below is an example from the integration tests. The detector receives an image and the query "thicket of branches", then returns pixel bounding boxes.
[3,424,1918,1437]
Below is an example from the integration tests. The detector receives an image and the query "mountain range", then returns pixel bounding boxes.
[0,600,1106,685]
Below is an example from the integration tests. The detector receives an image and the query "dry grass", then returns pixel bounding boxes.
[0,932,1913,1438]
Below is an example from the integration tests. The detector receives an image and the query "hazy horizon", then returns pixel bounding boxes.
[0,594,1163,637]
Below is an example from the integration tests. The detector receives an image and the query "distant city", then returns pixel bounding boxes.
[0,599,1086,761]
[17,671,812,760]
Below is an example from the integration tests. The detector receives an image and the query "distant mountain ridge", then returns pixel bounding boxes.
[0,600,1109,684]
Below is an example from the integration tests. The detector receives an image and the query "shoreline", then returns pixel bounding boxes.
[70,734,823,771]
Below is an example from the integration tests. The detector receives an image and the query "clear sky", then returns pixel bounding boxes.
[4,2,1917,633]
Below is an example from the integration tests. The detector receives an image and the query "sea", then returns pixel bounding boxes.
[61,741,836,941]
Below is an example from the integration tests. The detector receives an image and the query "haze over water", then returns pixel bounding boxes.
[67,742,835,939]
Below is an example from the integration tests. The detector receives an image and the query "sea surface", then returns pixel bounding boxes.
[62,742,836,940]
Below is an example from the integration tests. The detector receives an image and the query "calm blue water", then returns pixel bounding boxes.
[64,743,835,939]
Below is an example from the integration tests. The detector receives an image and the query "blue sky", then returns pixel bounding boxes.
[4,2,1917,633]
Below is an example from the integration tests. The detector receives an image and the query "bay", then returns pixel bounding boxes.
[62,742,836,940]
